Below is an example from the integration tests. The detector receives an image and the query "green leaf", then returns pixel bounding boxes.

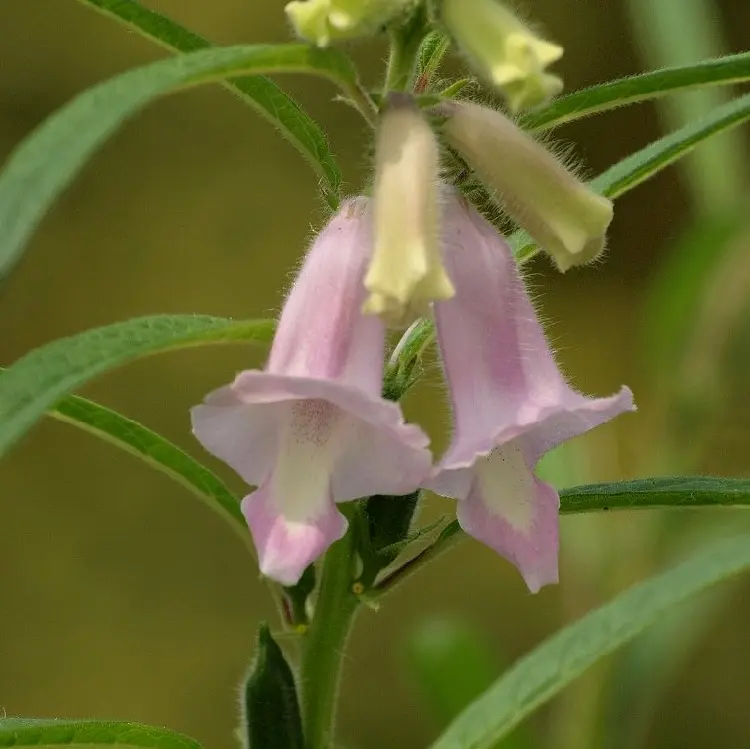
[513,92,750,263]
[0,43,371,280]
[560,475,750,512]
[375,476,750,596]
[521,51,750,131]
[75,0,342,208]
[48,392,248,546]
[0,314,274,458]
[428,535,750,749]
[415,30,452,90]
[604,583,730,749]
[591,92,750,198]
[0,719,201,749]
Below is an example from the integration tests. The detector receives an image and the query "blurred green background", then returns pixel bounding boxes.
[2,1,750,748]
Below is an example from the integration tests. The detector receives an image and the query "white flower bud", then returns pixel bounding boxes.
[442,102,613,271]
[441,0,563,112]
[364,95,454,326]
[286,0,415,46]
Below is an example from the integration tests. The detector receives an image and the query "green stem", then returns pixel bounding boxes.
[383,33,412,93]
[383,14,428,95]
[346,81,379,127]
[300,527,360,749]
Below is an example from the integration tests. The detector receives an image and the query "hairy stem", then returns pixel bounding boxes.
[300,527,360,749]
[383,13,428,95]
[346,81,379,126]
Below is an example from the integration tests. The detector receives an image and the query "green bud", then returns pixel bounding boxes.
[442,101,613,271]
[241,624,304,749]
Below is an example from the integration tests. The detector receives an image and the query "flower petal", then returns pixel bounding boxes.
[192,193,434,582]
[190,383,284,487]
[429,190,634,590]
[434,190,634,470]
[242,481,347,586]
[332,409,432,499]
[457,441,559,593]
[268,197,385,394]
[193,370,432,502]
[517,387,635,464]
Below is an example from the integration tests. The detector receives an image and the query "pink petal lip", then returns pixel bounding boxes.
[192,369,433,586]
[433,386,635,473]
[457,470,561,593]
[193,369,432,499]
[242,481,348,586]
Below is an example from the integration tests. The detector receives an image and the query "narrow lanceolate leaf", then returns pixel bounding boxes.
[560,475,750,512]
[0,719,201,749]
[591,92,750,198]
[513,92,750,263]
[428,535,750,749]
[375,476,750,596]
[521,50,750,131]
[75,0,342,208]
[49,393,248,544]
[0,315,274,458]
[0,43,370,279]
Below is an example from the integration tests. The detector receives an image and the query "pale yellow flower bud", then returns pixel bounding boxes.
[285,0,413,47]
[364,95,454,326]
[441,0,563,112]
[442,101,613,271]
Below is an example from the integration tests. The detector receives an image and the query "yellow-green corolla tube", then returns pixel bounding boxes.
[286,0,416,46]
[442,101,614,271]
[363,94,454,326]
[441,0,563,112]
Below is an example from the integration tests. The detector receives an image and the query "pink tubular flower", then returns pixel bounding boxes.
[191,198,432,586]
[427,190,635,593]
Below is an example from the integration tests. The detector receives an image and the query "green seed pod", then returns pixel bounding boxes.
[240,623,305,749]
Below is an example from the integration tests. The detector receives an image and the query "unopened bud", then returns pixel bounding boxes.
[442,102,613,271]
[286,0,414,47]
[364,95,454,326]
[441,0,563,112]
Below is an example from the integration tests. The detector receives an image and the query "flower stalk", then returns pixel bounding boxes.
[383,8,429,94]
[300,525,360,749]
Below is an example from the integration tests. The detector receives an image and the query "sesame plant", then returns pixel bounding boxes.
[2,1,750,748]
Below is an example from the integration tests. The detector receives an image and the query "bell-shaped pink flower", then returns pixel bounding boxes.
[192,198,432,585]
[427,190,635,593]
